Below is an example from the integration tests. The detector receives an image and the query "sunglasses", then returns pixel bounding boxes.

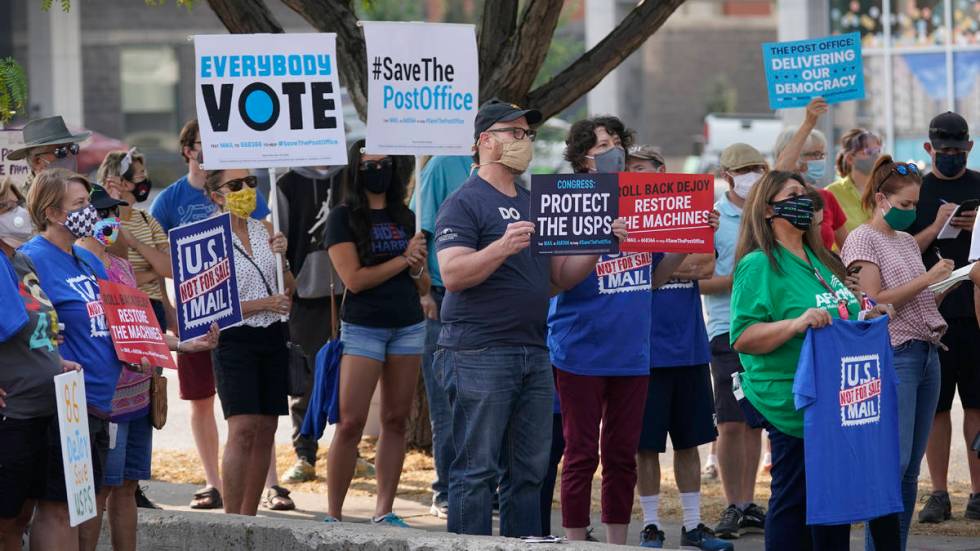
[878,162,921,190]
[221,175,258,192]
[49,143,80,159]
[96,206,119,219]
[360,159,392,171]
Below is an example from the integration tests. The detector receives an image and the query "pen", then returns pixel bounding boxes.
[933,246,944,262]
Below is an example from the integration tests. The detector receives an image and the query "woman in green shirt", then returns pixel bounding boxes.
[730,170,896,550]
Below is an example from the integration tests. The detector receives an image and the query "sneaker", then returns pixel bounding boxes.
[135,486,160,509]
[918,491,952,523]
[702,463,718,481]
[429,499,448,519]
[282,458,316,483]
[740,503,766,534]
[639,523,665,548]
[680,523,734,551]
[372,512,409,528]
[966,493,980,520]
[714,505,742,539]
[323,514,339,523]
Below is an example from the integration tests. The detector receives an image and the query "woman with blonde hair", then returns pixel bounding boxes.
[826,128,883,231]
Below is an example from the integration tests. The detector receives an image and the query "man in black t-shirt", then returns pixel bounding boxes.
[906,111,980,523]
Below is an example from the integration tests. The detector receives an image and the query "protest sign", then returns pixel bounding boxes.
[530,173,619,255]
[762,32,864,110]
[362,22,478,156]
[193,33,348,169]
[0,131,31,187]
[99,280,176,370]
[54,370,97,526]
[619,172,714,254]
[169,213,242,342]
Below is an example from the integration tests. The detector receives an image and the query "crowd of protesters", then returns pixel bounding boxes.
[1,96,978,551]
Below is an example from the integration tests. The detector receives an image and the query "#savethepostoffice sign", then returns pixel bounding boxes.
[362,21,478,155]
[194,33,348,168]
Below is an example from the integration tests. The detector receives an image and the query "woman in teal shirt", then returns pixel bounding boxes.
[730,170,896,550]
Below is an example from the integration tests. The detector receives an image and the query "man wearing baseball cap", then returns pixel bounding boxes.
[433,99,625,537]
[906,111,980,523]
[8,116,90,191]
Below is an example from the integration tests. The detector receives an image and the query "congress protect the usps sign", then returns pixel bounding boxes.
[194,33,348,168]
[169,213,242,342]
[362,22,478,155]
[762,32,864,110]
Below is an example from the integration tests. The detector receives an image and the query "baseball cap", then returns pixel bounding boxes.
[720,143,767,172]
[929,111,970,150]
[89,183,128,211]
[628,145,666,167]
[473,99,542,140]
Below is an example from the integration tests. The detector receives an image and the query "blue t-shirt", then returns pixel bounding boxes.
[409,155,472,288]
[435,175,551,349]
[793,316,902,525]
[150,175,271,233]
[704,193,741,340]
[548,252,660,376]
[649,256,711,368]
[20,236,121,414]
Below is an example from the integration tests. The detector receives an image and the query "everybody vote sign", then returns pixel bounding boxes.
[619,173,714,254]
[762,33,864,110]
[362,22,478,155]
[169,214,242,342]
[530,173,619,255]
[194,33,348,168]
[99,280,176,370]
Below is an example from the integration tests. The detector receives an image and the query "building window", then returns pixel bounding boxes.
[120,47,179,149]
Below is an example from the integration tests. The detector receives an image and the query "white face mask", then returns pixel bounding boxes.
[731,171,763,199]
[0,206,32,245]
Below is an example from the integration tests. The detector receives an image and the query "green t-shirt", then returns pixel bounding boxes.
[730,245,860,438]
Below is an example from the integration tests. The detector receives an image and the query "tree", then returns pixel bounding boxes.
[204,0,687,123]
[0,58,28,125]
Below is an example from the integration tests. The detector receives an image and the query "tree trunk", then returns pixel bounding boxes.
[405,370,432,451]
[205,0,283,33]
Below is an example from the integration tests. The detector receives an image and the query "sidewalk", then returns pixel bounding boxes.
[141,480,980,551]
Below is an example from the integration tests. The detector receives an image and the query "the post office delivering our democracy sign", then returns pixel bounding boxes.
[762,32,865,110]
[194,33,348,168]
[362,21,478,155]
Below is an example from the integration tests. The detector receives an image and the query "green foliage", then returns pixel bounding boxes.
[0,58,28,124]
[39,0,72,12]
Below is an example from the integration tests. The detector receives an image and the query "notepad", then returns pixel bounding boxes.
[929,262,976,294]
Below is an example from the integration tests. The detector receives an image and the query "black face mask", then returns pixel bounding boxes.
[934,151,968,178]
[132,179,152,203]
[770,194,815,231]
[361,163,393,194]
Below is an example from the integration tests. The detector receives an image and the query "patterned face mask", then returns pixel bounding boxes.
[63,204,100,239]
[769,194,814,231]
[224,186,257,219]
[93,216,120,246]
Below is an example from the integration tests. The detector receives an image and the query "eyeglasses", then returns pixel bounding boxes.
[360,159,392,171]
[877,162,921,190]
[0,198,24,213]
[49,143,80,159]
[96,206,119,219]
[221,175,258,192]
[487,127,537,141]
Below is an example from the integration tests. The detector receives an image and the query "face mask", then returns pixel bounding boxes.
[881,198,916,231]
[361,163,393,194]
[588,147,626,174]
[770,195,815,231]
[732,171,763,199]
[0,206,33,244]
[131,179,152,203]
[496,138,534,174]
[224,186,257,219]
[63,204,100,239]
[805,159,826,182]
[93,216,120,247]
[852,156,876,174]
[934,151,968,178]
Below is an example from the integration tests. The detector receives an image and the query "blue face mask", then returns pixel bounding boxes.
[805,159,827,182]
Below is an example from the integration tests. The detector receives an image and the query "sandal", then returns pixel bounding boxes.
[262,485,295,511]
[190,485,223,510]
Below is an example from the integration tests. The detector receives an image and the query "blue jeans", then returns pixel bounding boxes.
[439,345,553,537]
[421,287,451,505]
[866,340,941,551]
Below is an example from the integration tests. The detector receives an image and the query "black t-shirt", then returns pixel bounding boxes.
[277,169,342,276]
[325,205,423,328]
[907,168,980,320]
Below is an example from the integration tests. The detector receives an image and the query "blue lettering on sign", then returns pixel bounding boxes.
[382,85,474,111]
[200,54,331,78]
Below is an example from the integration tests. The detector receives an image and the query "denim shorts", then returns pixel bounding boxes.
[103,414,153,486]
[340,320,426,362]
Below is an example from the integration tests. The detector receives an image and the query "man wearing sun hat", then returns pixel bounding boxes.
[8,116,90,192]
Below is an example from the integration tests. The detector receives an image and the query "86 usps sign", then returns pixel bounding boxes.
[194,33,348,168]
[169,213,242,342]
[362,22,478,155]
[55,370,96,526]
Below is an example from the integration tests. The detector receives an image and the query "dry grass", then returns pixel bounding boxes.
[152,441,979,537]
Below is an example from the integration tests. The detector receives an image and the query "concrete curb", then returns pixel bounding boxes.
[96,509,638,551]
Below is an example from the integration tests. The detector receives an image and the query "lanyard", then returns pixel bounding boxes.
[804,255,850,320]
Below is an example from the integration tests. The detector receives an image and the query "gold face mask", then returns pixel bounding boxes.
[224,186,257,219]
[480,134,534,174]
